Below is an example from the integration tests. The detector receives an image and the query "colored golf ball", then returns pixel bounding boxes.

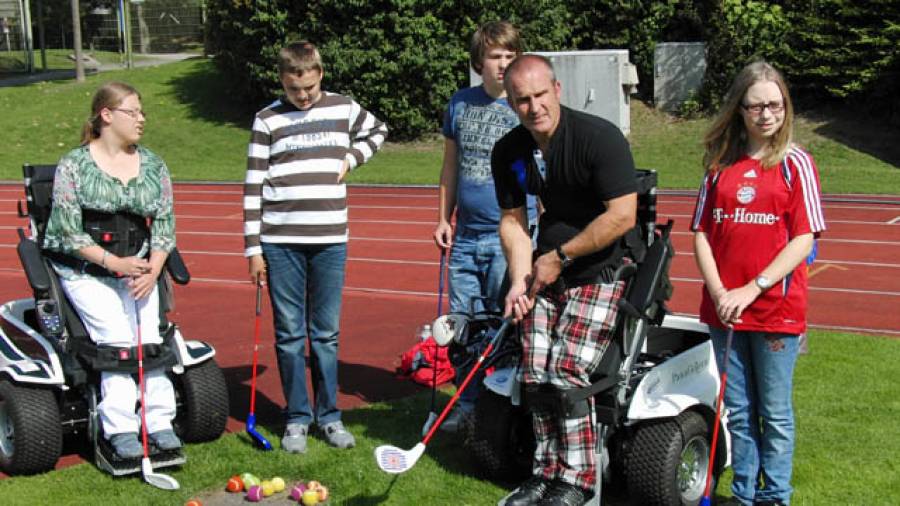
[317,484,329,501]
[301,489,320,505]
[246,485,264,502]
[226,475,243,492]
[261,480,275,497]
[271,476,286,493]
[290,483,307,501]
[241,473,261,490]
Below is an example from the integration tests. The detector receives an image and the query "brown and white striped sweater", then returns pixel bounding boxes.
[243,93,388,256]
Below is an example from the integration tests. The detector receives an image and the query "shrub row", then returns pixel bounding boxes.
[205,0,899,138]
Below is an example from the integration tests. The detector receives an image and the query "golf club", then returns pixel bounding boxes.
[134,299,180,490]
[421,248,447,436]
[700,325,735,506]
[376,317,514,474]
[247,281,273,450]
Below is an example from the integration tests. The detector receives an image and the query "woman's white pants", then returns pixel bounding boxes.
[60,276,176,437]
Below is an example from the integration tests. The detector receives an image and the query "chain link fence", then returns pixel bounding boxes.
[0,0,29,72]
[87,0,203,54]
[1,0,203,74]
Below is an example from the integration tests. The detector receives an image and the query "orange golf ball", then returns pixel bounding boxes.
[226,475,243,492]
[185,500,203,506]
[317,484,329,501]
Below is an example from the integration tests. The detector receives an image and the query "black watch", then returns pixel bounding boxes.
[555,245,574,269]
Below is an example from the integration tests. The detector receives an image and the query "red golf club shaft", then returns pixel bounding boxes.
[702,326,734,501]
[250,282,262,415]
[136,300,150,459]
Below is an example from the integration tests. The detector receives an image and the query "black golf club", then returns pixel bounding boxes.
[421,248,447,436]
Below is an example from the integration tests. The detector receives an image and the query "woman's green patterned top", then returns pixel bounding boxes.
[43,144,176,279]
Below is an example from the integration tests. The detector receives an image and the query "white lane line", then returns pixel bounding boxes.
[661,212,900,226]
[670,276,900,296]
[889,216,900,224]
[669,230,900,246]
[162,275,438,297]
[667,311,900,336]
[178,250,436,266]
[671,251,900,269]
[172,200,439,211]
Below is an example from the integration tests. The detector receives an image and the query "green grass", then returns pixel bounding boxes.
[1,58,897,192]
[1,330,897,505]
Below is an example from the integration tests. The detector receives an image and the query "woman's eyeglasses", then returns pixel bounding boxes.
[741,101,784,116]
[112,108,147,119]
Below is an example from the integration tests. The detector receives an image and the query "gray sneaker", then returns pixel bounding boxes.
[440,406,473,434]
[320,421,355,449]
[108,432,143,459]
[281,423,308,453]
[150,429,182,451]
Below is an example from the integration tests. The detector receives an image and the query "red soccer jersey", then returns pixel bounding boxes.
[691,147,826,334]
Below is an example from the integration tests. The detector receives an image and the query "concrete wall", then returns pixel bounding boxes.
[653,42,706,113]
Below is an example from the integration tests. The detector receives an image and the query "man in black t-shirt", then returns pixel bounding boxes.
[491,55,637,506]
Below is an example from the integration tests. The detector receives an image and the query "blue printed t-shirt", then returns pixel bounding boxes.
[443,86,536,233]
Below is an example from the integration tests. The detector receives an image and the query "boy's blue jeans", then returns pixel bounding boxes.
[262,242,346,427]
[710,327,800,505]
[448,229,506,411]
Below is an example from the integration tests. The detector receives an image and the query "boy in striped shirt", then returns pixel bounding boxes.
[243,41,387,453]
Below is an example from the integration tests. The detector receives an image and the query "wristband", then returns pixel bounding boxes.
[101,250,109,268]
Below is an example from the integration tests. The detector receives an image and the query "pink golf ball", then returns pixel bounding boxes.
[290,483,308,501]
[246,485,264,502]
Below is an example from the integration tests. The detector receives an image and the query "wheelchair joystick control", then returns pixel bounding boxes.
[36,298,64,337]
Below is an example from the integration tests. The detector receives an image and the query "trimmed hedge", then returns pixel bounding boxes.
[205,0,572,140]
[206,0,900,136]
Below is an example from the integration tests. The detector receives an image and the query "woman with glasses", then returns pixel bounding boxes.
[43,81,180,460]
[690,61,825,506]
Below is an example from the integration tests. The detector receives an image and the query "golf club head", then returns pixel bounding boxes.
[246,414,273,450]
[421,411,438,437]
[375,442,425,474]
[141,457,180,490]
[432,313,467,346]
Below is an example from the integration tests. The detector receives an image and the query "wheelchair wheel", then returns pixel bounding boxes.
[0,380,63,475]
[470,389,534,480]
[173,359,229,442]
[624,410,711,506]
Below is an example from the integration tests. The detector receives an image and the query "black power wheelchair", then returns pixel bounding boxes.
[0,164,229,477]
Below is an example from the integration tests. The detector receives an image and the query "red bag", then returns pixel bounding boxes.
[397,337,454,387]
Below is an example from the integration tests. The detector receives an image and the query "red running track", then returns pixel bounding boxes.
[0,183,897,473]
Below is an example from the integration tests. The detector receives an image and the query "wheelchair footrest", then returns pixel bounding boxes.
[95,436,186,476]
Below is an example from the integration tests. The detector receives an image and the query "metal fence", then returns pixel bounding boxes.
[1,0,203,74]
[86,0,204,54]
[0,0,29,72]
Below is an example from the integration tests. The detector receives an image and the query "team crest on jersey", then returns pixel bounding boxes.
[736,184,756,204]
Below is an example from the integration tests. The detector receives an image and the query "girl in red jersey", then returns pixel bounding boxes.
[691,61,825,506]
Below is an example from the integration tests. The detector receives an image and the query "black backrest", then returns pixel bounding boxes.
[22,164,59,243]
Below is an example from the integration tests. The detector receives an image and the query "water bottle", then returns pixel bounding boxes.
[418,324,432,342]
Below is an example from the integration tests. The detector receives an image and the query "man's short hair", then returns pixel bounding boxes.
[503,54,557,95]
[470,21,522,75]
[278,41,323,76]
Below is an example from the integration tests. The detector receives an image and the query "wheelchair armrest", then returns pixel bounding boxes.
[16,230,52,293]
[166,248,190,285]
